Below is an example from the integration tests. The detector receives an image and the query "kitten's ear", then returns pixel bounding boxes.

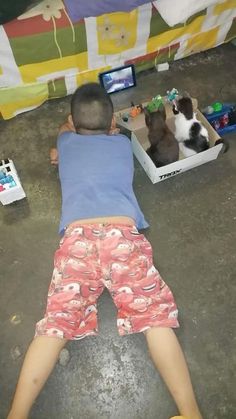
[182,91,191,98]
[144,107,150,126]
[172,104,179,115]
[143,107,149,116]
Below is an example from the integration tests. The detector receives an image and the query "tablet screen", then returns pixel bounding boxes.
[99,65,136,94]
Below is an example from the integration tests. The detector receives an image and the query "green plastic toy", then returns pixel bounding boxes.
[212,102,223,112]
[146,95,163,112]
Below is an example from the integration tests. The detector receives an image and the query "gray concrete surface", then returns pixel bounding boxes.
[0,43,236,419]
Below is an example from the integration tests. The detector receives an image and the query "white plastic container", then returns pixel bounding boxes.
[0,159,26,205]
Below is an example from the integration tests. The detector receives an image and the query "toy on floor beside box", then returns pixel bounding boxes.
[0,159,26,205]
[203,103,236,136]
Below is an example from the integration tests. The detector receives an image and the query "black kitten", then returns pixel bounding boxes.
[144,106,179,167]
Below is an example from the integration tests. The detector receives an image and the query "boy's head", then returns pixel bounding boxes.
[71,83,114,134]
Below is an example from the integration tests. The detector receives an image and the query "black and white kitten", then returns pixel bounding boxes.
[173,97,209,157]
[144,106,179,167]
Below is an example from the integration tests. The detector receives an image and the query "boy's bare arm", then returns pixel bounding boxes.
[50,148,59,165]
[109,115,120,135]
[58,119,75,135]
[50,117,75,165]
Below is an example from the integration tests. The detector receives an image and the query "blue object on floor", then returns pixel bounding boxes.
[203,103,236,136]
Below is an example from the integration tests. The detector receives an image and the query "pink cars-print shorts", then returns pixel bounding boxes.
[35,223,179,340]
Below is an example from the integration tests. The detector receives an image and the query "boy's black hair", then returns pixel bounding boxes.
[71,83,114,133]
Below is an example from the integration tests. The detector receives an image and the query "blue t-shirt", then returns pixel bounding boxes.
[57,131,149,234]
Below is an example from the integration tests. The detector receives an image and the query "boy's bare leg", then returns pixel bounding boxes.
[146,327,202,419]
[7,336,67,419]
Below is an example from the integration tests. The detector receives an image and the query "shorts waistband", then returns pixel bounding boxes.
[66,222,136,231]
[63,223,136,239]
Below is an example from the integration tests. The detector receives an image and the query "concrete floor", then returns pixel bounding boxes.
[0,43,236,419]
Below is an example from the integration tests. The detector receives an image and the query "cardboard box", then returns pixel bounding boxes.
[116,99,223,183]
[0,159,26,205]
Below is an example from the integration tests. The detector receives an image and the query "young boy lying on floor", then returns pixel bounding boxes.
[8,83,202,419]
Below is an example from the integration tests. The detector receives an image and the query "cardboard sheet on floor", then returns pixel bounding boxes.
[115,98,223,183]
